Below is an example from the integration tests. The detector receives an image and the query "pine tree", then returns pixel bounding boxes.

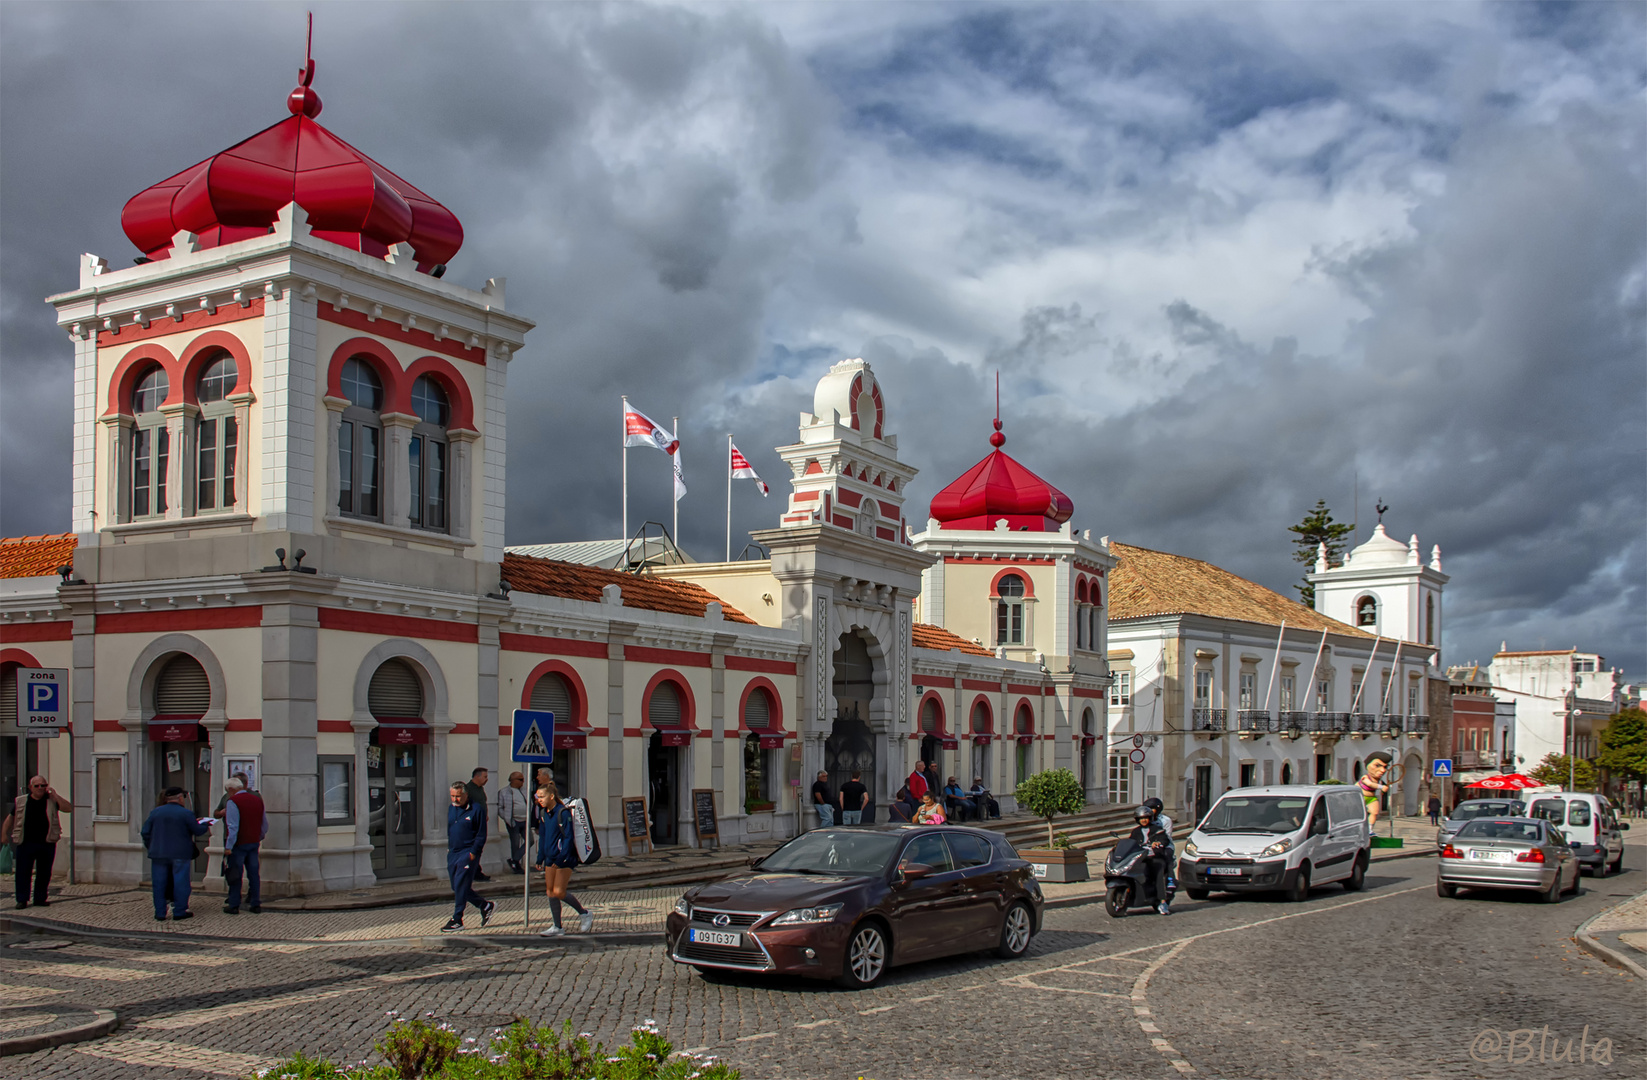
[1288,500,1354,608]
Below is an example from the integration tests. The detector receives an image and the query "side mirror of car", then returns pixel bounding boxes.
[747,855,764,869]
[895,862,933,886]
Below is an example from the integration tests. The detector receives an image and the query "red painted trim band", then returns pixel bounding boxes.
[318,720,354,733]
[726,656,796,675]
[97,299,264,349]
[961,678,1000,691]
[98,608,263,633]
[500,633,607,659]
[0,622,73,643]
[318,608,479,643]
[320,306,485,365]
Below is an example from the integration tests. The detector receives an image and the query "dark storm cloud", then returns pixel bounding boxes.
[1,2,1641,679]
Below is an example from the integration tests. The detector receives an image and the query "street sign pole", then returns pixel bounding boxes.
[511,709,556,931]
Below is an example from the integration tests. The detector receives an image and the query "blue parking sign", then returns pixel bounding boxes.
[18,668,69,734]
[1432,758,1453,778]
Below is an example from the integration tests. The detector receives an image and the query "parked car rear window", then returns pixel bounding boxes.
[1449,801,1524,821]
[762,830,902,875]
[1568,801,1591,827]
[1457,819,1543,843]
[1201,796,1312,835]
[1529,799,1565,824]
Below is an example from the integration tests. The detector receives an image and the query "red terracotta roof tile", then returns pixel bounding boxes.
[1108,541,1369,637]
[501,553,754,624]
[0,534,77,580]
[912,622,994,656]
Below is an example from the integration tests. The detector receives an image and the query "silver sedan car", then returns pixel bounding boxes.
[1436,817,1579,903]
[1437,798,1526,849]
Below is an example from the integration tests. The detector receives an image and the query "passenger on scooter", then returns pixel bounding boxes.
[1127,806,1174,915]
[1145,797,1176,889]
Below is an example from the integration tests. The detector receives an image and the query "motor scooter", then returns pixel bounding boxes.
[1103,836,1175,917]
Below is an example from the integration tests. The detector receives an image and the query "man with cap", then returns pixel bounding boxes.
[141,787,211,921]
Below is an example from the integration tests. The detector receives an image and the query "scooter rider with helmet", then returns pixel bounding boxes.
[1125,805,1174,915]
[1144,797,1176,890]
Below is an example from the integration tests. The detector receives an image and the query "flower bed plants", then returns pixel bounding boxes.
[256,1014,740,1080]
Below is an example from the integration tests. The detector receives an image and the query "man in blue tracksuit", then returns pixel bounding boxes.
[141,787,211,921]
[442,781,494,932]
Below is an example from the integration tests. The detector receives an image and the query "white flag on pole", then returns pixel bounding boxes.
[729,443,769,495]
[623,404,680,454]
[673,442,686,502]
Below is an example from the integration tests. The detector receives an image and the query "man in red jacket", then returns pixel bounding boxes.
[222,774,267,914]
[907,761,930,803]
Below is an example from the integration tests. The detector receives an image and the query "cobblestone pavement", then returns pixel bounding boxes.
[5,845,1642,1080]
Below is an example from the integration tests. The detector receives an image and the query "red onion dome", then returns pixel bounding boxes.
[120,63,462,272]
[929,420,1074,532]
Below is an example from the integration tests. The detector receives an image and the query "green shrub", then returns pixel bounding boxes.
[254,1017,739,1080]
[1014,768,1087,848]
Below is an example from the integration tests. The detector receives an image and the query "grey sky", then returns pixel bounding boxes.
[1,2,1642,680]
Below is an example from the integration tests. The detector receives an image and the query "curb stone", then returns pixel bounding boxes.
[0,1005,119,1058]
[1573,888,1647,979]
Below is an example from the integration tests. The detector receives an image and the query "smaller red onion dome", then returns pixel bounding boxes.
[929,419,1074,532]
[120,60,462,271]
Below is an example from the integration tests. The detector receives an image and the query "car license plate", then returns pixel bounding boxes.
[690,929,741,947]
[1207,866,1243,876]
[1468,850,1512,862]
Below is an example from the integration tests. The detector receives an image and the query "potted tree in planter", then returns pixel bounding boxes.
[1014,768,1090,882]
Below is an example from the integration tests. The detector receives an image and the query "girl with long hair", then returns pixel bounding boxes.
[533,781,592,936]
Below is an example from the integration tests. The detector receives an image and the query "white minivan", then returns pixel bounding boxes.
[1526,792,1628,876]
[1178,785,1371,901]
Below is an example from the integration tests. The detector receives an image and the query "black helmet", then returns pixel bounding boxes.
[1134,805,1153,821]
[1144,798,1164,812]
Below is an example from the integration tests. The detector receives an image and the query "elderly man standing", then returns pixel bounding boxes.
[3,775,72,910]
[141,787,210,921]
[497,771,530,874]
[221,775,268,914]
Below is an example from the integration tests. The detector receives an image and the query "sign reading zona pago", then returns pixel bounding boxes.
[511,708,555,764]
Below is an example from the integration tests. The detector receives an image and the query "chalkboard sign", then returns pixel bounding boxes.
[691,788,719,849]
[622,797,651,855]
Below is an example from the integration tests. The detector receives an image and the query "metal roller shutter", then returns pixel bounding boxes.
[529,672,572,722]
[154,655,210,717]
[744,687,770,730]
[1,667,16,726]
[648,681,681,728]
[368,659,423,720]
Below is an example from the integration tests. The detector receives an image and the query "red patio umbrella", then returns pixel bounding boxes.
[1463,773,1543,790]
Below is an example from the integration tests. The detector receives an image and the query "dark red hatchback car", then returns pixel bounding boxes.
[665,825,1044,988]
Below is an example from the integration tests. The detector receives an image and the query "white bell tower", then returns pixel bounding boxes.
[1310,523,1448,663]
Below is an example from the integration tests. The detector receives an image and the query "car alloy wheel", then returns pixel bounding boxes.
[1343,855,1367,892]
[1540,873,1561,904]
[997,903,1033,958]
[1286,864,1310,903]
[840,924,887,988]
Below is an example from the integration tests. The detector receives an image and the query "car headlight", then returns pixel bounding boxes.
[1182,841,1198,858]
[770,904,844,925]
[1261,838,1294,858]
[673,898,692,918]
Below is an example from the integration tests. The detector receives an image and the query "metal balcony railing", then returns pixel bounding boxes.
[1348,712,1381,735]
[1305,711,1348,734]
[1237,710,1272,734]
[1406,714,1432,735]
[1191,708,1228,732]
[1381,714,1405,736]
[1280,711,1315,734]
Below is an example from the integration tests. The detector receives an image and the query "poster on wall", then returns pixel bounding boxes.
[199,747,212,773]
[225,756,260,792]
[165,750,182,774]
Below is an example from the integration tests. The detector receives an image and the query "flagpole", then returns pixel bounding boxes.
[672,417,680,545]
[726,435,733,562]
[621,396,629,559]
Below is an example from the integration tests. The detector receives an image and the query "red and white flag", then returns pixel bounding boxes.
[673,440,687,503]
[623,404,680,455]
[730,443,769,496]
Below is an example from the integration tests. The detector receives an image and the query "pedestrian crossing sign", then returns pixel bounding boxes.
[1432,758,1453,778]
[511,709,555,764]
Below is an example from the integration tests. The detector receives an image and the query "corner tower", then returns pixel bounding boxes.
[1310,523,1448,663]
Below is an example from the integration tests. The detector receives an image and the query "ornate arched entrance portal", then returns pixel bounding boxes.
[826,631,877,823]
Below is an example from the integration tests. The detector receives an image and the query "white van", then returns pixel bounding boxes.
[1178,785,1371,901]
[1525,792,1628,875]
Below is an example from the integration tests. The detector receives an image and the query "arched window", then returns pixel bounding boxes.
[1014,704,1034,785]
[338,357,384,520]
[1281,761,1293,785]
[130,365,170,519]
[1425,595,1435,645]
[408,375,449,532]
[970,700,991,734]
[996,574,1026,645]
[529,671,574,723]
[195,353,239,513]
[1015,704,1035,736]
[920,697,941,733]
[1356,596,1378,627]
[647,680,682,728]
[153,654,209,717]
[1075,579,1087,651]
[368,659,423,720]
